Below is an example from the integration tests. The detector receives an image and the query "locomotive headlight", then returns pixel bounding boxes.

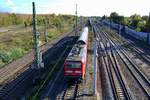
[75,71,81,73]
[66,70,73,73]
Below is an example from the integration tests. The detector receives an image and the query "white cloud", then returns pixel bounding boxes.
[3,0,150,16]
[5,0,13,6]
[73,0,150,16]
[5,0,17,12]
[34,0,150,16]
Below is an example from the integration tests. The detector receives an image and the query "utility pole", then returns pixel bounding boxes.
[119,23,121,38]
[75,4,78,36]
[147,13,150,44]
[32,2,43,71]
[109,19,111,31]
[80,15,83,28]
[44,17,48,43]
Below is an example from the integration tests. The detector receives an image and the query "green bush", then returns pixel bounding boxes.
[10,48,26,60]
[0,51,12,63]
[0,48,26,67]
[0,60,5,68]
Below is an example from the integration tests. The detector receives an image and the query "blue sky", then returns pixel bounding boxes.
[0,0,76,14]
[0,0,150,16]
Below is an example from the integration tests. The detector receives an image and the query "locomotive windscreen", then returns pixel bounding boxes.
[66,61,81,68]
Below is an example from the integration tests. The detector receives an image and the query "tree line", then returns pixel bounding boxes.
[0,13,78,31]
[102,12,150,32]
[0,13,82,67]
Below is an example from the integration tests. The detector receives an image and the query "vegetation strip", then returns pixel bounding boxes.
[0,13,77,67]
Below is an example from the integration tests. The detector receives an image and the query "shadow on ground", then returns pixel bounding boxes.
[0,36,78,100]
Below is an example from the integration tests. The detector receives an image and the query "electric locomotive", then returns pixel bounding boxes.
[64,27,88,80]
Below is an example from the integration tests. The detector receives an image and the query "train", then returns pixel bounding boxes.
[64,27,89,80]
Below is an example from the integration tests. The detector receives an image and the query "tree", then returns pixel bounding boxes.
[137,20,146,32]
[129,14,141,28]
[117,16,124,24]
[52,17,63,31]
[142,16,148,21]
[24,21,27,27]
[10,13,18,25]
[123,17,130,26]
[110,12,124,24]
[37,16,44,25]
[102,15,106,20]
[110,12,119,23]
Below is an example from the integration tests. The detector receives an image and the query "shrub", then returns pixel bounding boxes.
[0,51,12,63]
[0,48,26,67]
[10,48,26,60]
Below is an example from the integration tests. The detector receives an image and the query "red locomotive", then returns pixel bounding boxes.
[64,27,89,80]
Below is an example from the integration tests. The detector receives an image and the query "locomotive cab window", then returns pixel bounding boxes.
[66,61,81,68]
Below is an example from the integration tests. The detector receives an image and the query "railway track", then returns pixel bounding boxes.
[95,25,133,100]
[53,70,88,100]
[110,38,150,99]
[101,24,150,84]
[43,72,80,100]
[102,25,150,78]
[63,81,79,100]
[0,27,81,99]
[0,26,82,86]
[42,25,93,100]
[50,80,80,100]
[0,37,74,100]
[0,69,35,99]
[96,23,150,99]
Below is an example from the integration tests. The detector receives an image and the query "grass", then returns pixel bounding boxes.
[0,24,71,68]
[89,66,93,78]
[88,29,94,78]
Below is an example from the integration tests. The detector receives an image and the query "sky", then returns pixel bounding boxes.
[0,0,150,16]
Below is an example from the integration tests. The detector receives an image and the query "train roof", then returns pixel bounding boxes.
[66,27,88,61]
[77,27,88,45]
[66,44,86,61]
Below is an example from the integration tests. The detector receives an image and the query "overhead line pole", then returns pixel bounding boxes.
[32,2,43,71]
[75,4,78,36]
[44,17,48,43]
[80,15,83,29]
[147,13,150,44]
